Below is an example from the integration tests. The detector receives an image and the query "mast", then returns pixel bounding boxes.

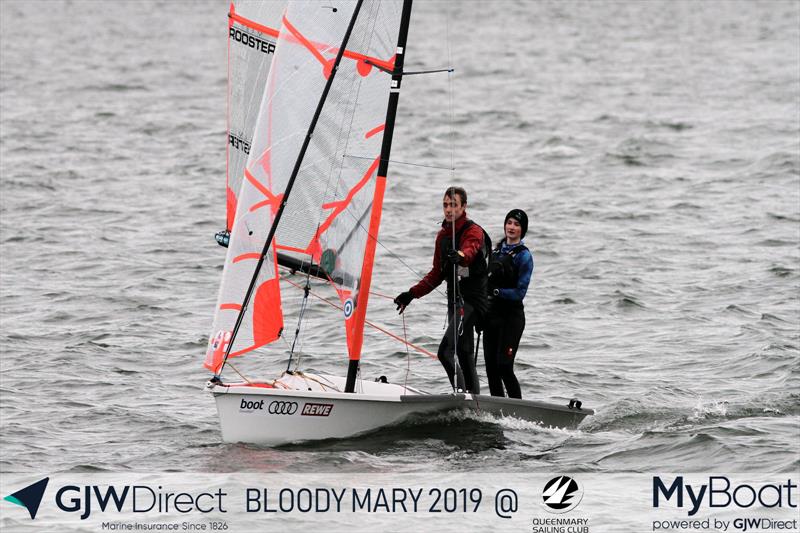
[218,0,366,377]
[344,0,414,393]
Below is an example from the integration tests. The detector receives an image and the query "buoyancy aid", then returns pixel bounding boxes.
[440,220,491,316]
[488,241,529,290]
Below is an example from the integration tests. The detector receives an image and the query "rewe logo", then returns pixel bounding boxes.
[542,476,583,513]
[4,477,49,519]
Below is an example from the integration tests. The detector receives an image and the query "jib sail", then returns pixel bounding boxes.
[226,1,285,232]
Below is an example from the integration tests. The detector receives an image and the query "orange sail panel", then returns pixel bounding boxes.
[346,174,387,360]
[205,243,283,367]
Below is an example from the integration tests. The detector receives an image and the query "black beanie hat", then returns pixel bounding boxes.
[504,209,528,238]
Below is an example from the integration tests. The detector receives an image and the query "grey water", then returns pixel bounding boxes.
[1,0,798,477]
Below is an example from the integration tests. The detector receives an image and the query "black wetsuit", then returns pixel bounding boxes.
[437,219,489,394]
[408,213,490,393]
[438,300,481,394]
[483,240,533,398]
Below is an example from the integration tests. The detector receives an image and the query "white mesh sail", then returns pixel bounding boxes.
[206,1,287,373]
[268,0,402,360]
[226,1,285,231]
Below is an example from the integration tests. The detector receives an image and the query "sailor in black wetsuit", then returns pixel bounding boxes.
[394,187,489,394]
[483,209,533,399]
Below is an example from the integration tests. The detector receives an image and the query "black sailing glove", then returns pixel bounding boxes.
[394,291,414,314]
[445,249,461,266]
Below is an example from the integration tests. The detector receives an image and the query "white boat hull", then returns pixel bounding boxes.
[208,373,593,446]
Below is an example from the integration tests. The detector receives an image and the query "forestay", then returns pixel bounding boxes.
[206,0,404,374]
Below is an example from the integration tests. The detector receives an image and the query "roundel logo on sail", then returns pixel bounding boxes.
[343,298,354,319]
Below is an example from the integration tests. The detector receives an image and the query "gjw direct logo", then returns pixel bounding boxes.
[3,478,226,520]
[542,476,584,513]
[4,477,49,519]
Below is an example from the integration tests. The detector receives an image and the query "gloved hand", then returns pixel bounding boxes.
[444,249,461,266]
[394,291,414,314]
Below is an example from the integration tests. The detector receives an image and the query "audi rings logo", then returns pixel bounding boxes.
[542,476,583,513]
[268,401,298,415]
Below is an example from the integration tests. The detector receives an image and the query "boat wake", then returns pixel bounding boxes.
[580,391,799,435]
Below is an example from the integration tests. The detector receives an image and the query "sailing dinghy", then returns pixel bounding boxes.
[204,0,593,446]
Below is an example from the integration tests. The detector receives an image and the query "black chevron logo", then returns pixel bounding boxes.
[4,477,49,519]
[542,475,583,513]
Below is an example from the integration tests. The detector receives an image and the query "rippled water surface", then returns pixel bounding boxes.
[1,0,798,475]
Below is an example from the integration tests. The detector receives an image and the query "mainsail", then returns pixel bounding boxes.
[206,0,410,384]
[226,1,285,232]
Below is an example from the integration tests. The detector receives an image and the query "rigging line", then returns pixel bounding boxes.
[339,204,446,299]
[313,30,366,239]
[343,153,454,171]
[337,0,381,161]
[283,199,326,373]
[448,189,460,394]
[344,0,413,394]
[295,4,380,310]
[368,289,395,300]
[280,267,398,303]
[363,61,454,77]
[279,328,293,351]
[362,58,392,74]
[218,0,367,378]
[226,361,252,384]
[290,263,318,373]
[282,277,438,360]
[402,311,411,391]
[300,4,379,281]
[277,370,341,392]
[402,68,454,75]
[311,0,381,251]
[305,372,340,391]
[329,177,448,298]
[286,271,312,373]
[446,7,455,177]
[445,7,460,394]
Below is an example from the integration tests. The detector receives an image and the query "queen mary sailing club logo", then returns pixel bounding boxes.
[542,476,584,513]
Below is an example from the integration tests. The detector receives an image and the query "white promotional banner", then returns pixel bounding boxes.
[1,473,797,533]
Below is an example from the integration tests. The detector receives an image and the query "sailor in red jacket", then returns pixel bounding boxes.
[394,187,489,394]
